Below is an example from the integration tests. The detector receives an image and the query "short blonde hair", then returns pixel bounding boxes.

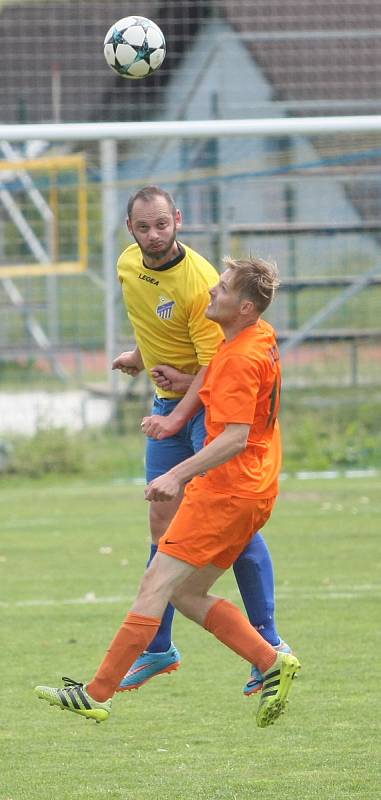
[223,255,280,314]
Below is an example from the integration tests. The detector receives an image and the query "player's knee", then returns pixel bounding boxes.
[234,538,265,571]
[171,590,197,621]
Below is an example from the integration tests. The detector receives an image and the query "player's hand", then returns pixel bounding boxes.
[112,351,143,377]
[140,413,183,439]
[151,364,195,393]
[144,472,182,502]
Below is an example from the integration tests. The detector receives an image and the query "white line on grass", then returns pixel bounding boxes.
[0,594,133,609]
[282,468,379,480]
[1,584,380,609]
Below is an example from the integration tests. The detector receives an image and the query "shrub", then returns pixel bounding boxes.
[5,428,84,478]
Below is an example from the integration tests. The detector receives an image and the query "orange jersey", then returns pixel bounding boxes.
[198,319,282,498]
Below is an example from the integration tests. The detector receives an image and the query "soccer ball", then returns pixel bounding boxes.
[103,16,166,80]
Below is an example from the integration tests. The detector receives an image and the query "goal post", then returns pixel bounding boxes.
[1,114,381,141]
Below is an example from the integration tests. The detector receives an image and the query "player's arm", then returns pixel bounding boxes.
[145,422,250,501]
[141,367,207,439]
[112,346,144,377]
[151,364,195,394]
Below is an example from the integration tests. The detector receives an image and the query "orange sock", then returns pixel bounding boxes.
[87,612,160,702]
[204,598,276,674]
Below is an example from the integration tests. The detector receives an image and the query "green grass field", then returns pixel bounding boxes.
[1,474,380,800]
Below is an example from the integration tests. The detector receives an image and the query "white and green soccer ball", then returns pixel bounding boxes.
[104,16,166,80]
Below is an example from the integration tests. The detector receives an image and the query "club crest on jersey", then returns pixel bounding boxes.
[156,297,175,320]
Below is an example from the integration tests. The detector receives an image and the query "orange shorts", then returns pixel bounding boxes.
[157,477,277,569]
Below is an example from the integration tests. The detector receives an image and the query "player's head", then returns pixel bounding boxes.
[126,186,182,267]
[206,255,279,330]
[127,186,177,219]
[223,256,280,313]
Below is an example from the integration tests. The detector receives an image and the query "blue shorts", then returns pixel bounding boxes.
[145,396,206,482]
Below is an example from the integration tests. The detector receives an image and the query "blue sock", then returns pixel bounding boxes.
[233,533,280,646]
[146,543,175,653]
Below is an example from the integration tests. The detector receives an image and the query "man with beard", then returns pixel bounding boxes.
[112,186,291,696]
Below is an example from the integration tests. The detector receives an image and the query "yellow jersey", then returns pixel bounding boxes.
[117,242,224,398]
